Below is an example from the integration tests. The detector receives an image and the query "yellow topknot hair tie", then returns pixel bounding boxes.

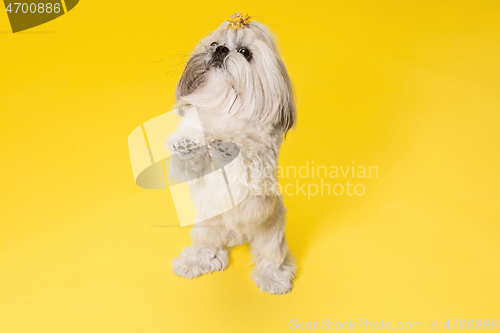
[227,12,252,30]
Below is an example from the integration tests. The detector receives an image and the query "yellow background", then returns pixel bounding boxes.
[1,1,499,332]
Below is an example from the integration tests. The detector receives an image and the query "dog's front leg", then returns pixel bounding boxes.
[166,129,210,183]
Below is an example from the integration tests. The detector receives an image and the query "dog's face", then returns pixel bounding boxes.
[176,20,296,135]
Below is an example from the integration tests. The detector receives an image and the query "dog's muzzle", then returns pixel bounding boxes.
[210,45,229,68]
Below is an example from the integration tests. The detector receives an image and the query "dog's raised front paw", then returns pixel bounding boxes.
[209,141,239,159]
[172,246,228,279]
[209,141,240,170]
[166,134,211,183]
[172,138,200,155]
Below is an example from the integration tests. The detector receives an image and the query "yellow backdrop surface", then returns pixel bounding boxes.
[1,1,499,332]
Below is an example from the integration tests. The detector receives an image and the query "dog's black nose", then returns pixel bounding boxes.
[215,45,229,55]
[211,45,230,68]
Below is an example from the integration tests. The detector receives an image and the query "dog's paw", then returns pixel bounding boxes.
[251,254,296,295]
[166,135,211,183]
[173,138,200,155]
[252,271,293,295]
[209,141,239,159]
[209,141,240,170]
[165,131,206,158]
[172,246,228,279]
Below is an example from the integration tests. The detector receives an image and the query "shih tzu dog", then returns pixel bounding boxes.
[165,13,296,294]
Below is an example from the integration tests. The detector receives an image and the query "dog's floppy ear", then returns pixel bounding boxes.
[175,53,207,100]
[277,59,296,137]
[249,21,296,137]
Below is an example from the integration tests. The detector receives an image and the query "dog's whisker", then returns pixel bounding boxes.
[147,54,190,65]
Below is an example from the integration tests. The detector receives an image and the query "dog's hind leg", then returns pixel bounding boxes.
[172,220,229,279]
[248,197,297,294]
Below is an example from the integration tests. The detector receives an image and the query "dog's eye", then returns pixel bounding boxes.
[237,48,252,61]
[210,42,218,47]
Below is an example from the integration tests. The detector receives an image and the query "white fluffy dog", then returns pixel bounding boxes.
[166,14,297,294]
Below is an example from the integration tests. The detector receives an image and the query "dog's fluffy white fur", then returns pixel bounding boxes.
[166,19,297,294]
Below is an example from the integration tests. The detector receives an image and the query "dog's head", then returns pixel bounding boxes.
[176,17,296,136]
